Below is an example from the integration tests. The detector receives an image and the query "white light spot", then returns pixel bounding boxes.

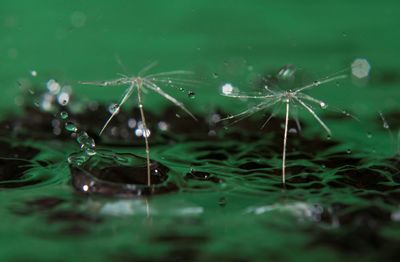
[221,83,234,95]
[83,185,89,191]
[320,102,327,109]
[57,92,70,106]
[157,121,169,131]
[46,79,61,94]
[210,113,221,123]
[351,58,371,79]
[30,70,37,77]
[128,118,137,128]
[135,122,151,137]
[177,207,204,216]
[392,211,400,221]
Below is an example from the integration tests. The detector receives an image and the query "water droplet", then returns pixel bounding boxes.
[277,64,296,81]
[57,92,70,106]
[221,83,234,95]
[135,122,151,138]
[77,131,95,150]
[108,103,119,114]
[212,73,219,79]
[65,122,78,132]
[351,58,371,79]
[313,80,320,86]
[46,79,61,94]
[59,111,68,120]
[320,102,327,109]
[157,121,169,131]
[383,123,389,129]
[218,197,227,207]
[326,135,331,140]
[346,149,352,154]
[367,132,372,138]
[30,70,37,77]
[67,152,89,166]
[188,91,195,99]
[288,128,297,134]
[175,113,181,118]
[85,148,96,156]
[342,110,350,117]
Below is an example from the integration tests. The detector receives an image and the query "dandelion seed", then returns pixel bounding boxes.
[220,63,352,185]
[79,62,198,186]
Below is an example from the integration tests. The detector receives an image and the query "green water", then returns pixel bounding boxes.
[1,1,400,261]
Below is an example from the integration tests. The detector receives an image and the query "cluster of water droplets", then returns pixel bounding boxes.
[58,110,97,166]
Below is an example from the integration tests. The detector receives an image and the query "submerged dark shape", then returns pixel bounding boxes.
[12,197,65,215]
[69,150,179,197]
[0,140,43,188]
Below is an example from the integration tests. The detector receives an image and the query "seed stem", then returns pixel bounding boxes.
[136,82,151,186]
[282,102,290,185]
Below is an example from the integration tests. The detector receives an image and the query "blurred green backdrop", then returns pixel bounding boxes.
[1,0,399,116]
